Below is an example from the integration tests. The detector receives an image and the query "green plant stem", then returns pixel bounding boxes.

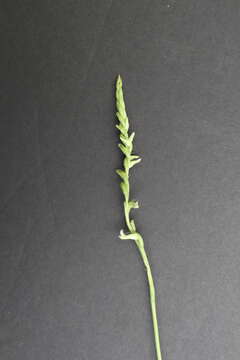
[123,167,162,360]
[115,75,163,360]
[137,243,162,360]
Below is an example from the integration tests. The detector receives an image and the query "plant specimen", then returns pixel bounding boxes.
[115,75,163,360]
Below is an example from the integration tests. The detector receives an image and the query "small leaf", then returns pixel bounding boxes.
[120,134,130,146]
[116,124,127,136]
[128,200,139,209]
[120,181,129,198]
[119,230,143,247]
[119,134,134,154]
[129,158,141,168]
[119,230,139,241]
[130,155,140,160]
[118,143,130,157]
[116,169,127,181]
[128,132,135,143]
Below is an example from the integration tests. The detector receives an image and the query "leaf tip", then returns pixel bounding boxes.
[117,74,122,87]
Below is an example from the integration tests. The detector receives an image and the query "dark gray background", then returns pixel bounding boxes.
[1,1,240,359]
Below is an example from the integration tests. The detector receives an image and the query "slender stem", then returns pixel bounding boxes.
[123,182,162,360]
[136,242,162,360]
[116,75,163,360]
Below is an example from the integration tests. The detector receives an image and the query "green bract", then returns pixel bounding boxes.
[115,75,163,360]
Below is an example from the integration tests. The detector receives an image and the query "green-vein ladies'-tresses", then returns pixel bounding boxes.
[115,75,163,360]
